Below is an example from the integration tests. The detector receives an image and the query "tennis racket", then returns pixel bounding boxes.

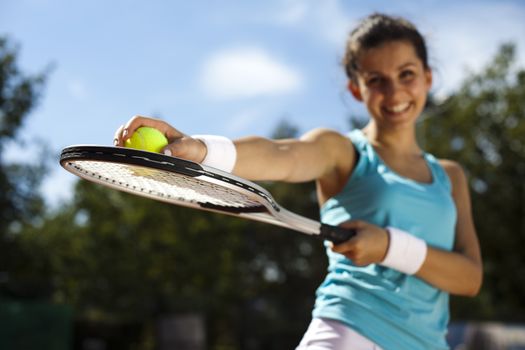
[59,145,356,244]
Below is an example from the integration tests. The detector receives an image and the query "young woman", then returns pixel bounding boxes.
[114,13,482,350]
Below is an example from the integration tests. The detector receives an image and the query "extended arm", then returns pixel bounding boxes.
[114,115,354,183]
[233,128,353,182]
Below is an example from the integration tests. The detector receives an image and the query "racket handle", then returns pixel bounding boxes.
[320,224,357,244]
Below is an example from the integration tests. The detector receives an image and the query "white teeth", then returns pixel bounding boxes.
[387,103,410,113]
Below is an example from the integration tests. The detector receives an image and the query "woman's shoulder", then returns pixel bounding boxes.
[300,127,355,158]
[300,127,352,142]
[437,158,468,193]
[304,128,357,203]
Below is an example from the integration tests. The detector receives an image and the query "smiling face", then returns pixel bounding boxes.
[349,40,433,130]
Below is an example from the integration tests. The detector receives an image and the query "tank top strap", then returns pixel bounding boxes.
[347,129,369,152]
[424,153,452,192]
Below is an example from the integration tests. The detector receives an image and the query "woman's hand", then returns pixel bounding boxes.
[114,115,207,163]
[330,220,389,266]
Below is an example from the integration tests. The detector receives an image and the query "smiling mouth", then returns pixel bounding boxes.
[383,102,411,115]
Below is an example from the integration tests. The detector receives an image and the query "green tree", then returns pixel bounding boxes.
[0,36,50,298]
[418,43,525,321]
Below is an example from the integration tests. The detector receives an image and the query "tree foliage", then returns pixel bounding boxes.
[0,37,49,232]
[419,43,525,321]
[0,36,50,298]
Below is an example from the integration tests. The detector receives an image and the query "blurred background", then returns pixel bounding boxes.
[0,0,524,349]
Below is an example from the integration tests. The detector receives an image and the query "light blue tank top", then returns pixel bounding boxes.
[312,130,457,350]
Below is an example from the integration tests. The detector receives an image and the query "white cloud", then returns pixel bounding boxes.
[200,47,303,100]
[67,79,89,100]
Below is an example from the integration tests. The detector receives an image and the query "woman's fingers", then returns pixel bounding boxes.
[114,115,207,163]
[329,220,389,266]
[162,136,207,162]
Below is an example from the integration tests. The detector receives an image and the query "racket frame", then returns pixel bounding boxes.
[60,145,355,243]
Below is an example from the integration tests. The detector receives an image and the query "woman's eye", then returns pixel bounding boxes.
[400,70,415,80]
[366,77,381,86]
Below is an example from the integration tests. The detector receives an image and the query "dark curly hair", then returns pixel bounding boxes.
[343,13,429,82]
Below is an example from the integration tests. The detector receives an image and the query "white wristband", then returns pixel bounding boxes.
[381,227,427,275]
[192,135,237,173]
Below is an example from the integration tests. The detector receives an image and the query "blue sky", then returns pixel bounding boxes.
[1,0,524,206]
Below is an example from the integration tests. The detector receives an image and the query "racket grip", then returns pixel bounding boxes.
[320,224,357,244]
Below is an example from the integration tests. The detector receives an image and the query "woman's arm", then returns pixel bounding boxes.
[233,128,354,182]
[114,115,354,183]
[415,160,482,296]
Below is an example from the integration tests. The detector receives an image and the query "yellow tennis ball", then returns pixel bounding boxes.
[124,127,168,153]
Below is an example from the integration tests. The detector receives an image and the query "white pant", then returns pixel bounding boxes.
[296,318,383,350]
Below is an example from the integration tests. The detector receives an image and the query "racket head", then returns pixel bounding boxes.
[60,145,355,242]
[59,145,279,215]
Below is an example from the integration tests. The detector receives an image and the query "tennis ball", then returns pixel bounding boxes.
[124,127,168,153]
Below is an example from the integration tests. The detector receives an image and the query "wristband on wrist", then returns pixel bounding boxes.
[191,135,237,173]
[381,227,428,275]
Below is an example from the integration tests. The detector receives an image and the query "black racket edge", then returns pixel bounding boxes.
[60,145,203,177]
[320,224,357,244]
[59,145,281,212]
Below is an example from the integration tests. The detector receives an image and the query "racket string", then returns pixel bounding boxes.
[69,161,263,209]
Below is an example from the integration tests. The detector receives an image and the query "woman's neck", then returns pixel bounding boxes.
[362,121,422,156]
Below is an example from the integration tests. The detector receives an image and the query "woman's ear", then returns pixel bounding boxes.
[425,68,433,91]
[348,80,363,101]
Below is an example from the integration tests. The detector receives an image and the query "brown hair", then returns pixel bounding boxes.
[343,13,429,81]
